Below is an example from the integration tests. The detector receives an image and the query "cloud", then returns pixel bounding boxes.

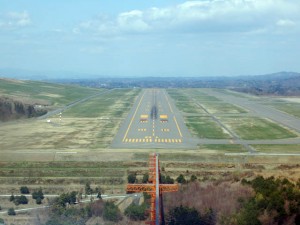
[276,19,296,27]
[117,10,150,32]
[74,0,300,36]
[0,11,31,29]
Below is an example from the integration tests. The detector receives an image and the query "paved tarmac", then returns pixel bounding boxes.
[111,89,196,149]
[206,89,300,133]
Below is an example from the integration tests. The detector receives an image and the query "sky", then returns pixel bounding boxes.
[0,0,300,78]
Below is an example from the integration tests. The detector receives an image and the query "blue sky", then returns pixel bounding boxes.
[0,0,300,78]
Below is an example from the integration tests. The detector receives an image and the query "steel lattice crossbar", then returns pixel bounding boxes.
[126,153,179,225]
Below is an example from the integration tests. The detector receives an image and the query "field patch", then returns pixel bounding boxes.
[220,117,298,140]
[201,102,247,114]
[251,144,300,153]
[185,116,231,139]
[199,144,248,153]
[268,102,300,118]
[0,89,141,150]
[0,79,101,107]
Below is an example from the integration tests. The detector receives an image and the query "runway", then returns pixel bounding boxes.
[111,89,195,148]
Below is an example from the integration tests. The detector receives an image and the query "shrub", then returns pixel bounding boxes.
[85,182,93,195]
[8,208,16,216]
[32,188,44,201]
[9,194,15,202]
[20,186,30,194]
[191,175,197,182]
[36,197,42,205]
[161,175,175,184]
[91,200,104,217]
[176,174,186,184]
[103,201,122,222]
[142,173,149,183]
[166,205,202,225]
[14,195,28,205]
[55,192,78,208]
[125,203,147,220]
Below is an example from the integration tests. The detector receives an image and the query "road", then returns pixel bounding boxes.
[112,89,195,149]
[39,89,114,119]
[0,193,140,215]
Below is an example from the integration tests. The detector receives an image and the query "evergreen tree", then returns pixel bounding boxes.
[127,173,137,184]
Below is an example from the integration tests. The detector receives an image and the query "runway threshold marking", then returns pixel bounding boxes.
[122,91,146,142]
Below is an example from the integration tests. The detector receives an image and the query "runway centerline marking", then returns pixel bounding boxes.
[122,91,146,142]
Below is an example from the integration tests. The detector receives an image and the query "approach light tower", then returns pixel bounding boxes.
[127,153,178,225]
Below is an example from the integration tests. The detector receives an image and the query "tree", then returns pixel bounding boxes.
[8,208,16,216]
[20,186,30,194]
[142,173,149,183]
[125,203,147,220]
[95,187,102,199]
[166,205,202,225]
[14,195,28,205]
[236,199,261,225]
[190,175,197,182]
[161,175,174,184]
[85,182,93,195]
[9,194,15,202]
[127,173,137,184]
[69,191,77,204]
[176,174,186,184]
[166,175,175,184]
[0,218,4,224]
[36,197,42,205]
[103,201,122,222]
[32,188,44,200]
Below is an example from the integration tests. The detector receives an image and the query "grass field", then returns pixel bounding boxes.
[267,102,300,118]
[185,116,231,139]
[220,116,298,140]
[63,89,138,118]
[201,102,247,114]
[0,88,141,150]
[199,144,248,153]
[251,144,300,153]
[167,91,205,114]
[0,78,101,106]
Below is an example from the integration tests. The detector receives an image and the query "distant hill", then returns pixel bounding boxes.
[231,72,300,95]
[1,71,300,96]
[62,71,300,96]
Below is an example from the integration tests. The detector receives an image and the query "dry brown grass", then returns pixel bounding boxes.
[164,181,253,216]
